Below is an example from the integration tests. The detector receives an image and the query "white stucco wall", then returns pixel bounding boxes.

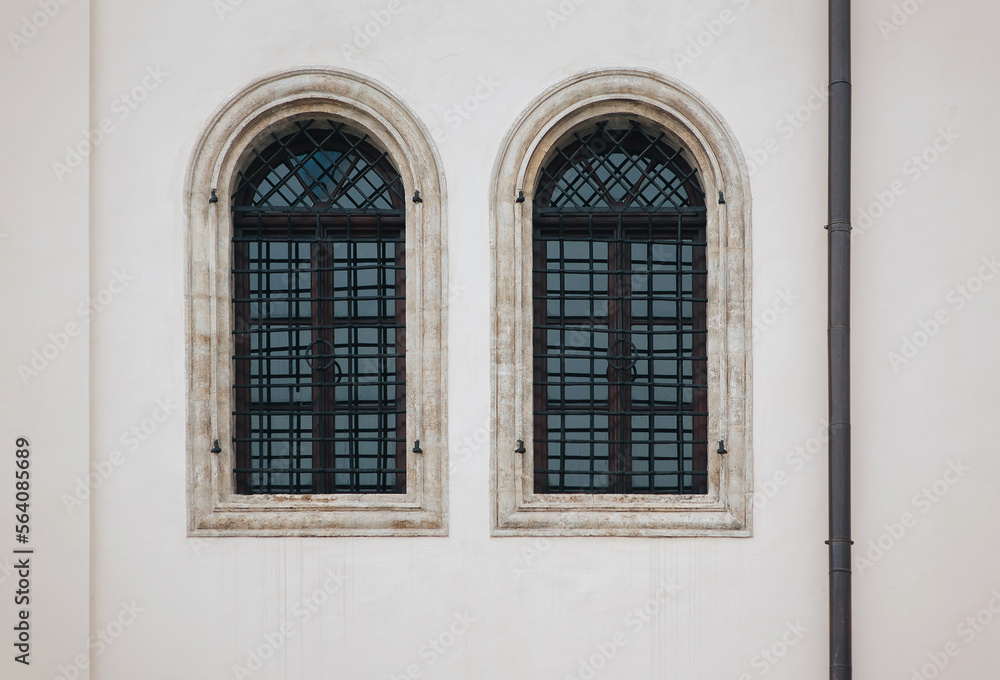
[1,1,91,678]
[2,0,999,678]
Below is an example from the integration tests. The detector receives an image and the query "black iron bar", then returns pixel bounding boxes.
[532,121,709,495]
[231,119,406,495]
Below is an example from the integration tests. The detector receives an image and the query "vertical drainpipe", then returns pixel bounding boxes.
[828,1,853,679]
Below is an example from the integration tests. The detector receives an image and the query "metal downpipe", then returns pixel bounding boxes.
[828,1,853,679]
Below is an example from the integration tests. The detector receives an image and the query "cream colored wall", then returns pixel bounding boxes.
[1,0,998,678]
[0,1,91,678]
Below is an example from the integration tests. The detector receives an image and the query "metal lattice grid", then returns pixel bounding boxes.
[234,118,405,211]
[535,119,706,213]
[231,119,407,494]
[532,120,709,494]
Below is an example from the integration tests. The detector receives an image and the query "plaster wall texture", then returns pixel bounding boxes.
[0,1,91,678]
[1,0,998,678]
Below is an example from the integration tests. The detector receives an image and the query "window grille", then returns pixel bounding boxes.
[532,121,708,494]
[231,119,406,494]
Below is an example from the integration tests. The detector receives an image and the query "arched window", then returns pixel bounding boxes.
[491,70,751,536]
[186,70,447,536]
[231,119,407,494]
[531,120,708,495]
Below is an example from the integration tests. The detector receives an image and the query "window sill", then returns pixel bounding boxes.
[494,505,750,538]
[191,494,447,537]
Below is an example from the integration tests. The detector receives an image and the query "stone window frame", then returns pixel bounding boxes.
[490,69,752,537]
[185,69,447,536]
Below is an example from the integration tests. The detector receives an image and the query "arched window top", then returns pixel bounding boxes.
[233,118,405,212]
[534,120,705,213]
[490,68,751,536]
[186,68,447,536]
